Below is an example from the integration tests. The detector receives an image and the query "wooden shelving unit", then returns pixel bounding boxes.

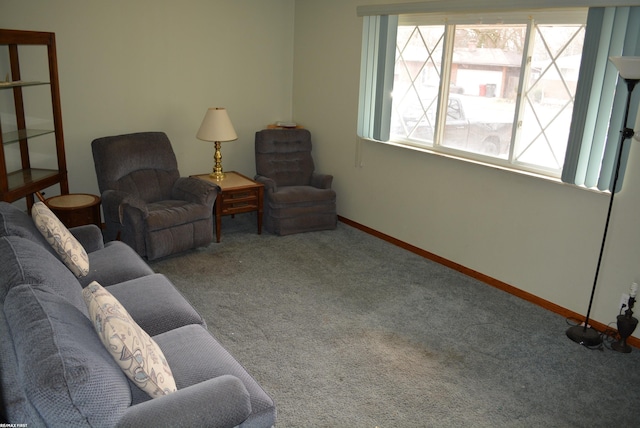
[0,29,68,210]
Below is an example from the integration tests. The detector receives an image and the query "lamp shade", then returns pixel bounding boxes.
[197,107,238,142]
[609,56,640,80]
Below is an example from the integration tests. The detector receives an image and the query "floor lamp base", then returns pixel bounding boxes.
[566,325,602,347]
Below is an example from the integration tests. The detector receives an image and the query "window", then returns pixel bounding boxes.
[358,3,640,190]
[392,17,585,177]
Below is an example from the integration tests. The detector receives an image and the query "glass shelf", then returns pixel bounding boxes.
[0,80,49,89]
[2,128,55,145]
[7,168,60,192]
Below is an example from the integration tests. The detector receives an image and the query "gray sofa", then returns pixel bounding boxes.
[0,201,276,427]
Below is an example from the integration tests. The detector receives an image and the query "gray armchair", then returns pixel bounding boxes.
[254,128,336,235]
[92,132,218,260]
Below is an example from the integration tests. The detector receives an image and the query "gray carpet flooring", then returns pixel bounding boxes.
[150,213,640,428]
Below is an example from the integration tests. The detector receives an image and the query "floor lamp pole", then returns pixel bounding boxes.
[566,74,639,347]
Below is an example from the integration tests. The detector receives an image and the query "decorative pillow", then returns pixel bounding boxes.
[82,281,177,398]
[31,201,90,277]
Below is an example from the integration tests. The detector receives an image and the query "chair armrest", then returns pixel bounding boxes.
[120,196,149,218]
[254,175,277,192]
[69,224,105,252]
[172,177,219,209]
[310,172,333,189]
[101,191,150,252]
[102,190,149,223]
[116,375,251,428]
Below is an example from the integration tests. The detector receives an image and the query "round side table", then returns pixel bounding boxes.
[45,193,101,228]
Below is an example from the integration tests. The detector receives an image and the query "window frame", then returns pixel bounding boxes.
[388,12,587,178]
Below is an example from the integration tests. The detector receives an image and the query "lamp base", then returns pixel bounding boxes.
[210,140,225,181]
[209,171,225,181]
[611,340,633,353]
[566,325,602,347]
[611,314,638,353]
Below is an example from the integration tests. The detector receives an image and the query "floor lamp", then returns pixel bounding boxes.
[566,55,640,347]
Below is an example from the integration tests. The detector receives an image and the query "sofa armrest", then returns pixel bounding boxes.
[116,375,251,428]
[254,175,277,192]
[310,172,333,189]
[172,177,219,209]
[69,224,105,252]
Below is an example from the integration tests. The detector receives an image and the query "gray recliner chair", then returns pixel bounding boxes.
[254,128,337,235]
[92,131,219,260]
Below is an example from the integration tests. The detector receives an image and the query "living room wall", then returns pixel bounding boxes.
[292,0,640,339]
[0,0,295,192]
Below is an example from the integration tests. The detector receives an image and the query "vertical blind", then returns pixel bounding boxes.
[357,15,397,142]
[562,6,640,191]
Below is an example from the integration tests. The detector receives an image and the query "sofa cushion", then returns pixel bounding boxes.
[0,236,86,314]
[78,240,155,288]
[31,201,90,277]
[268,185,336,206]
[0,201,56,255]
[106,274,206,336]
[4,284,131,427]
[82,281,177,398]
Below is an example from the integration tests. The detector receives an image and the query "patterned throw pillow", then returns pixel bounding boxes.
[82,281,177,398]
[31,201,90,277]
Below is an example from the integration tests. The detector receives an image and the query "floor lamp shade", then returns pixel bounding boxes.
[196,107,238,180]
[609,56,640,80]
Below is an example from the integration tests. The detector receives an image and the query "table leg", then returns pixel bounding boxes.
[215,193,222,243]
[257,186,263,235]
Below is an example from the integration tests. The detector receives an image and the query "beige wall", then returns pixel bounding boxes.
[1,0,639,339]
[0,0,295,193]
[292,0,640,339]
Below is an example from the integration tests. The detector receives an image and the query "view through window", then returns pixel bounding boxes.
[390,18,586,176]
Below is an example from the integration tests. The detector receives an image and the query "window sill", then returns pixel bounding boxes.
[357,136,608,196]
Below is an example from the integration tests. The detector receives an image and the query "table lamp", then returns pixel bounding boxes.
[197,107,238,180]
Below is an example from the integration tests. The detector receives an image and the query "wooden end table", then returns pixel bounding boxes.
[192,171,264,242]
[44,193,102,228]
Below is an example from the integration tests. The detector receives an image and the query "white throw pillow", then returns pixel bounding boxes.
[31,201,90,277]
[82,281,177,398]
